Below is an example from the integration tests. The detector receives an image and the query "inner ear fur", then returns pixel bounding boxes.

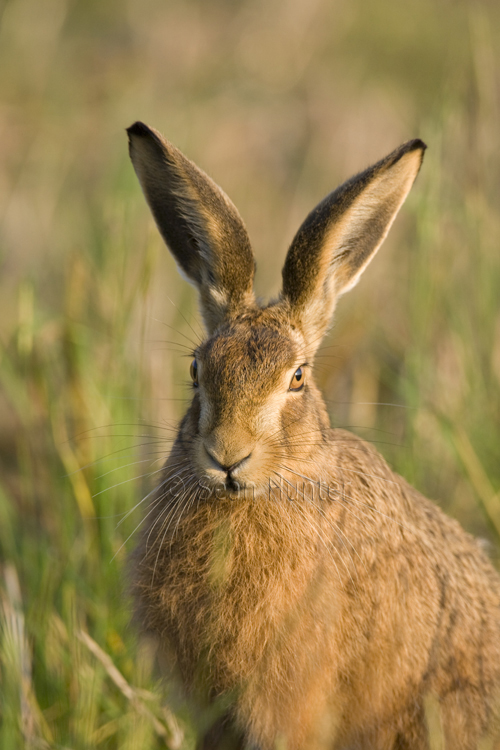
[281,139,426,347]
[127,122,256,333]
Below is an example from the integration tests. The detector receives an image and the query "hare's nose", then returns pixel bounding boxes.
[204,446,251,475]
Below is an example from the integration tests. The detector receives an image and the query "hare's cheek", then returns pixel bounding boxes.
[275,395,311,451]
[254,400,283,442]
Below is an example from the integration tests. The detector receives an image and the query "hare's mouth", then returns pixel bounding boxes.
[219,480,257,498]
[197,474,261,502]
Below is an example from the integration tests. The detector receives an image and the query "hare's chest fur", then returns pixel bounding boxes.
[137,494,343,679]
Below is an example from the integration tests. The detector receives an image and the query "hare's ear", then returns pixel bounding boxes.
[127,122,255,333]
[281,139,426,349]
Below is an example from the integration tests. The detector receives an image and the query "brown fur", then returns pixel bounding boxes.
[128,123,500,749]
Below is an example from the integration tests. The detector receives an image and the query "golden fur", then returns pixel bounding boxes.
[127,123,500,749]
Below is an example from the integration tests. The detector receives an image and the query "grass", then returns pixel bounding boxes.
[0,0,500,747]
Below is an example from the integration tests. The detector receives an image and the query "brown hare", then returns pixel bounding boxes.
[127,121,500,750]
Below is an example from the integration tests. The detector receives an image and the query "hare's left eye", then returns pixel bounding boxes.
[289,366,306,392]
[190,359,199,386]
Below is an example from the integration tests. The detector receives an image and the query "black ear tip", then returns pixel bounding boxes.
[388,138,426,169]
[408,138,427,152]
[127,122,165,157]
[126,121,151,139]
[401,138,427,157]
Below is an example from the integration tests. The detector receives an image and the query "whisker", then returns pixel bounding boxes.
[109,467,191,561]
[153,316,200,350]
[147,338,195,350]
[64,443,171,478]
[273,472,355,593]
[92,465,167,499]
[95,456,165,481]
[114,467,186,530]
[277,463,414,534]
[151,477,200,582]
[324,400,411,409]
[274,469,358,565]
[340,467,400,487]
[154,292,204,346]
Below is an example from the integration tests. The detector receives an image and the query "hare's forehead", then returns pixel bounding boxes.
[198,325,298,386]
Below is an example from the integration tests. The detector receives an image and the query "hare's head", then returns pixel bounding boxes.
[128,123,425,498]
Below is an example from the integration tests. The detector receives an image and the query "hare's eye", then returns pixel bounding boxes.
[289,366,305,392]
[190,359,198,387]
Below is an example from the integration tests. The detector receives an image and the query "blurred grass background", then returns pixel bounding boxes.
[0,0,500,747]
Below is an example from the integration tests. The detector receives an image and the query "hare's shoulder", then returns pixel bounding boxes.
[326,428,500,568]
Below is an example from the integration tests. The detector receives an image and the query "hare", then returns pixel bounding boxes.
[127,121,500,750]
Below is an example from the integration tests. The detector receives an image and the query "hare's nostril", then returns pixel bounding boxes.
[204,448,229,473]
[228,453,252,474]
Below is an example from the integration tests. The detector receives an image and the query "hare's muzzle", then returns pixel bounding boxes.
[203,445,253,476]
[200,426,255,478]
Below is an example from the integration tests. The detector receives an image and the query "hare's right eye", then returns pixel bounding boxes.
[289,366,306,391]
[190,359,199,387]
